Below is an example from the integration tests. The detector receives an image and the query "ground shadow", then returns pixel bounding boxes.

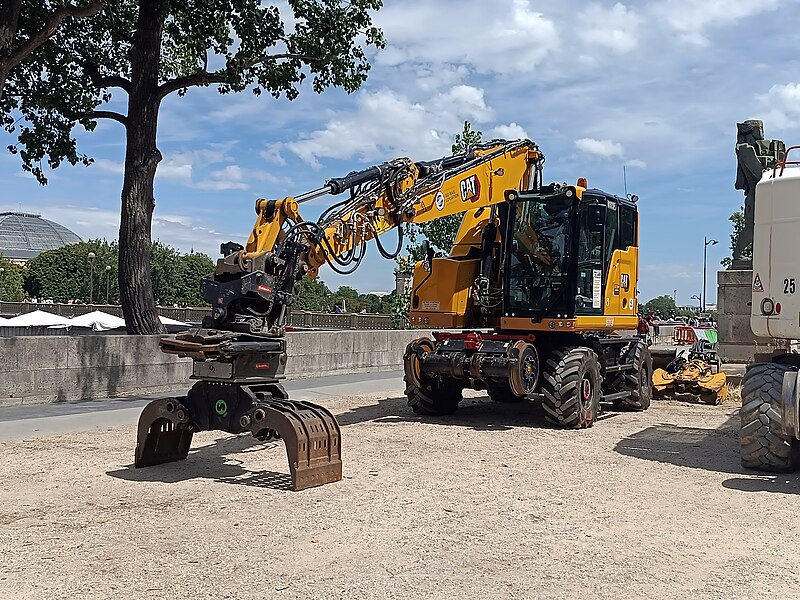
[721,475,800,495]
[107,434,294,491]
[336,394,624,432]
[614,413,800,495]
[107,393,628,488]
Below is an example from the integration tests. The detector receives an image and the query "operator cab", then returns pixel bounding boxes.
[503,183,638,322]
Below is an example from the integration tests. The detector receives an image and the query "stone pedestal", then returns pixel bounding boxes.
[717,269,788,363]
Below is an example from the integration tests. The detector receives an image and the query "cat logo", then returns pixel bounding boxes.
[621,273,630,291]
[460,175,481,202]
[753,273,764,292]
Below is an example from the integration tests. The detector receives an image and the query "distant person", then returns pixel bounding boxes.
[637,316,652,345]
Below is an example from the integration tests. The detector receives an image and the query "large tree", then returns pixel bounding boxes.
[24,239,213,305]
[642,295,678,318]
[0,253,24,301]
[24,240,117,303]
[5,0,383,333]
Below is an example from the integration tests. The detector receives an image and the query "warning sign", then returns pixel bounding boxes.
[753,273,765,292]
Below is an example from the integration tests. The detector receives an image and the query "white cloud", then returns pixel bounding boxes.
[625,159,647,169]
[652,0,782,45]
[374,0,560,74]
[414,65,469,93]
[260,146,287,166]
[575,137,625,159]
[579,3,641,53]
[488,123,530,140]
[277,86,495,168]
[92,158,124,175]
[0,201,236,259]
[157,155,194,184]
[756,82,800,130]
[195,165,249,191]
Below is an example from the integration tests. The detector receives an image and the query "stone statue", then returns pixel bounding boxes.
[733,120,785,269]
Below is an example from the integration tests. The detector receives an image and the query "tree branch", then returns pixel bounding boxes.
[74,110,127,126]
[5,0,106,71]
[82,59,130,93]
[156,53,316,100]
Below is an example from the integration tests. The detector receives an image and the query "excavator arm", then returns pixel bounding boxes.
[135,138,543,490]
[199,139,542,336]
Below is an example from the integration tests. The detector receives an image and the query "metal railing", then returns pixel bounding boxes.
[0,302,393,330]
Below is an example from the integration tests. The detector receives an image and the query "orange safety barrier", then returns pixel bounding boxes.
[674,326,698,345]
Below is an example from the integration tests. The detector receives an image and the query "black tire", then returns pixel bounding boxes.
[487,380,523,403]
[741,362,799,472]
[541,347,601,429]
[608,340,653,411]
[405,377,462,416]
[402,337,463,416]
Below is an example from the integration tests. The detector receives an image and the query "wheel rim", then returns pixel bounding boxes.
[581,375,593,406]
[521,352,538,390]
[404,338,434,388]
[509,341,539,396]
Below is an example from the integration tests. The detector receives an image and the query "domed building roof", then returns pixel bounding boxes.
[0,212,82,262]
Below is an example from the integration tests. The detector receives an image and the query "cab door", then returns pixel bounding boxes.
[575,200,606,315]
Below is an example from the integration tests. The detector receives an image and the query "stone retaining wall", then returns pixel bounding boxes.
[0,330,429,406]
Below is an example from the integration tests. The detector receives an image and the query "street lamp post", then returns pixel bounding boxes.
[105,265,112,304]
[106,265,111,305]
[691,294,701,312]
[88,252,96,305]
[0,267,4,302]
[703,237,719,313]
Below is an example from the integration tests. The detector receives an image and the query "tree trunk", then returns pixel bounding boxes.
[0,0,21,103]
[119,0,165,334]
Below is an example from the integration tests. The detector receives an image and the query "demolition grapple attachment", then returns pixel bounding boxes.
[134,329,342,491]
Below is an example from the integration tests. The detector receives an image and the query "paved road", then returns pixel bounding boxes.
[0,370,405,441]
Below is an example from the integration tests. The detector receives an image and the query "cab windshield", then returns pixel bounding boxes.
[506,193,573,315]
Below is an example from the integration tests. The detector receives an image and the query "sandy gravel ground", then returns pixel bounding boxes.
[1,388,799,600]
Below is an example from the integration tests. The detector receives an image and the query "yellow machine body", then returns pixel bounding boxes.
[409,184,641,336]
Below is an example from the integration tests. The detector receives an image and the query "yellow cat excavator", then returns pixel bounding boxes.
[134,138,651,490]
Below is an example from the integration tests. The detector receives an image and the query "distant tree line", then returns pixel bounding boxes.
[1,243,399,313]
[0,240,214,306]
[295,276,397,315]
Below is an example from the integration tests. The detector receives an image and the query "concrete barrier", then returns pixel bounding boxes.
[0,330,430,407]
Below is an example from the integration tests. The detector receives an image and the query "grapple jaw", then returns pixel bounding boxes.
[134,382,342,491]
[135,397,194,468]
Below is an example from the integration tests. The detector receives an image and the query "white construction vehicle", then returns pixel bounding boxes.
[741,146,800,471]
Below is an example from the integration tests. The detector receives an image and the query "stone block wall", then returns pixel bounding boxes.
[0,330,431,406]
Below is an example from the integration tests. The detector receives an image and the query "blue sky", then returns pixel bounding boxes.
[3,0,800,304]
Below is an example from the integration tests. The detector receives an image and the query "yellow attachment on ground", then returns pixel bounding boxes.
[652,359,727,405]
